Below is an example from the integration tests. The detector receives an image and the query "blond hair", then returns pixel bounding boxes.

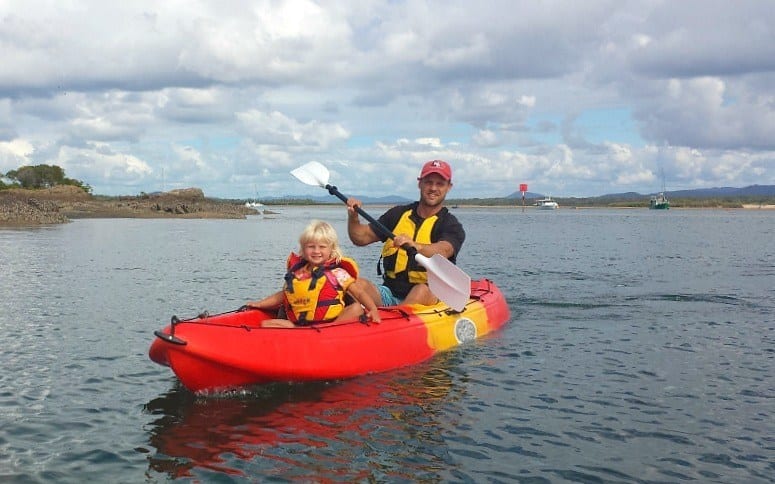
[298,220,342,262]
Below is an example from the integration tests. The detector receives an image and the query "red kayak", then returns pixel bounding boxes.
[149,278,510,392]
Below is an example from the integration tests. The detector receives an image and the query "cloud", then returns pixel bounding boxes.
[0,138,34,172]
[54,142,154,192]
[155,88,235,123]
[0,0,772,197]
[634,77,775,150]
[236,109,350,151]
[626,1,775,78]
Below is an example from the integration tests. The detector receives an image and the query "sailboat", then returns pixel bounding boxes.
[245,183,264,209]
[649,192,669,210]
[649,168,669,210]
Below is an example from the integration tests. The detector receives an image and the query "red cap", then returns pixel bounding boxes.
[418,160,452,181]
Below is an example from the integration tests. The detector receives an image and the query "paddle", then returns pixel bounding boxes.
[291,161,471,311]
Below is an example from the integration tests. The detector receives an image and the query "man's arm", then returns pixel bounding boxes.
[390,235,455,259]
[346,198,381,246]
[421,211,465,260]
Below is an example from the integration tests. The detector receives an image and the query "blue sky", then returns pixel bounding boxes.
[1,0,773,199]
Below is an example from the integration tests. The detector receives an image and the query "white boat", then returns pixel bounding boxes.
[536,197,559,210]
[245,183,264,210]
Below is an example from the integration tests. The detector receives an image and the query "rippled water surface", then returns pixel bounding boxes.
[1,207,773,482]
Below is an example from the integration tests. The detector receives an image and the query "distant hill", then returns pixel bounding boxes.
[264,194,413,204]
[505,191,544,199]
[258,185,775,206]
[506,185,775,200]
[665,185,775,198]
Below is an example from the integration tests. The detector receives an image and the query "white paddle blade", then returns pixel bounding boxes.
[415,253,471,312]
[290,161,330,187]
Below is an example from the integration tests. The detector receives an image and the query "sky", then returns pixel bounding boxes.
[1,0,773,200]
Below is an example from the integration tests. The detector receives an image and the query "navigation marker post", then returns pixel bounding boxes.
[519,183,528,212]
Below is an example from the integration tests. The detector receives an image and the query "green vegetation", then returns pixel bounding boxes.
[3,164,91,193]
[3,163,772,208]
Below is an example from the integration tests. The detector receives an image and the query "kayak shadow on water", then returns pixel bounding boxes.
[142,357,464,480]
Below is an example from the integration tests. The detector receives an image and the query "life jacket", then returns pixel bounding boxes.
[282,253,359,325]
[380,208,438,298]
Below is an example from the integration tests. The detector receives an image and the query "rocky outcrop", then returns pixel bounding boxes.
[0,186,255,226]
[0,193,70,225]
[164,188,204,199]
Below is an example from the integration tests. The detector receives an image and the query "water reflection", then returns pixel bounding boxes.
[144,358,462,480]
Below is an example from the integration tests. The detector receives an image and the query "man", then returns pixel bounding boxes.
[346,159,465,306]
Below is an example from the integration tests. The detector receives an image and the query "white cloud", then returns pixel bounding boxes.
[0,139,35,172]
[52,143,154,192]
[0,0,772,198]
[236,109,350,151]
[473,130,498,147]
[517,96,536,108]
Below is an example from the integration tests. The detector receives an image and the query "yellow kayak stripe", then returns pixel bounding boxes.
[410,299,492,352]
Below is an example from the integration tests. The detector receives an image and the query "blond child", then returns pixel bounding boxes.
[246,220,381,328]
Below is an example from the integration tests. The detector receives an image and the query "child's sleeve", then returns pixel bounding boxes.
[331,267,355,291]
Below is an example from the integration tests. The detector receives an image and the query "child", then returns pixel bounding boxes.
[246,220,381,328]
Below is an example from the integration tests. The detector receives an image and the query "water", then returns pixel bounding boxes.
[1,207,773,482]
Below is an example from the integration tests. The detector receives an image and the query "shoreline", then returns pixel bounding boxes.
[0,186,256,227]
[4,187,774,227]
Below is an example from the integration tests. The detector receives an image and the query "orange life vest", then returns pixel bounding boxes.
[282,253,359,325]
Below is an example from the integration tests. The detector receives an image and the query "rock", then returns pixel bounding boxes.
[0,186,254,226]
[159,188,204,200]
[0,193,69,225]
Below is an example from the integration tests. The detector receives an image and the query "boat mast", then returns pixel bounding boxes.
[660,166,666,194]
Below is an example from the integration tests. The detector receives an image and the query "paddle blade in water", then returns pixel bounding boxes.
[415,253,471,311]
[290,161,330,187]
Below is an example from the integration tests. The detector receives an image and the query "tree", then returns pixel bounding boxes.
[4,164,91,193]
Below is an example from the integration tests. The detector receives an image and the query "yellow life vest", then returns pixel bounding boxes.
[282,253,359,325]
[380,209,437,297]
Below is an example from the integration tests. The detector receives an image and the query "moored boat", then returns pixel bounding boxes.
[149,278,510,392]
[649,192,669,209]
[650,167,670,209]
[535,197,559,210]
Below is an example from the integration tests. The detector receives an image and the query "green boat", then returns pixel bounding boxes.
[649,192,670,210]
[650,167,670,209]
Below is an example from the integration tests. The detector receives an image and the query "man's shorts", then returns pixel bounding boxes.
[378,285,404,307]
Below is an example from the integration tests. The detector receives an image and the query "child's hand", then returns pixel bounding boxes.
[366,307,381,323]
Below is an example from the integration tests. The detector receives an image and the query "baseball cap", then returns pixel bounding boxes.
[418,160,452,181]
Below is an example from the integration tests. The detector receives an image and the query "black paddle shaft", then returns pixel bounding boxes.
[325,184,417,256]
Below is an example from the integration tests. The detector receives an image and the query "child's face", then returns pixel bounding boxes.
[302,240,333,265]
